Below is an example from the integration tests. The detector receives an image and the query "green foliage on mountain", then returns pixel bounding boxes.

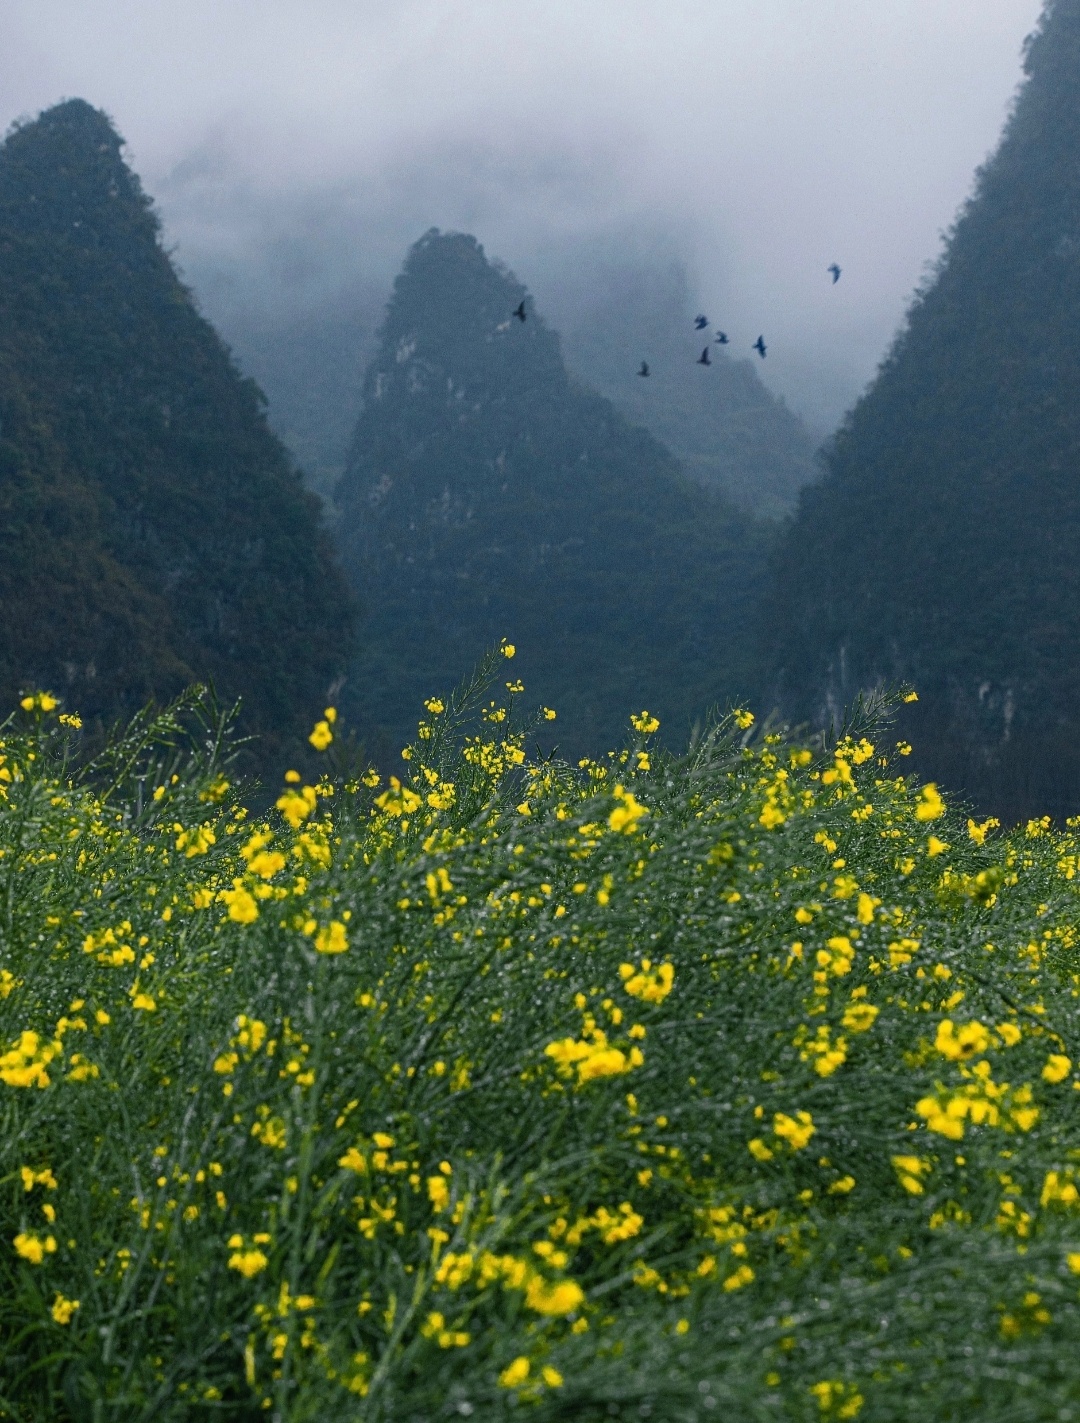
[556,257,818,519]
[765,0,1080,822]
[334,230,770,762]
[0,100,352,760]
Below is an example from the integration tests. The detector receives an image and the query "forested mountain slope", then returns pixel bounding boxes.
[0,100,352,758]
[765,0,1080,821]
[335,230,770,760]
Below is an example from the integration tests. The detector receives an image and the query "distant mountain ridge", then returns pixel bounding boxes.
[335,229,770,759]
[0,100,352,756]
[553,259,818,519]
[765,0,1080,820]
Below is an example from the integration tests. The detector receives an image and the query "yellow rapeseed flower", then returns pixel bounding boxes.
[1043,1054,1072,1084]
[314,921,349,955]
[220,883,259,924]
[50,1294,79,1325]
[915,784,944,822]
[13,1232,56,1264]
[499,1357,530,1388]
[524,1277,584,1315]
[774,1110,815,1151]
[309,720,333,751]
[619,959,674,1004]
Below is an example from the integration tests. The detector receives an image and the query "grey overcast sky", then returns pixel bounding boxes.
[1,0,1047,431]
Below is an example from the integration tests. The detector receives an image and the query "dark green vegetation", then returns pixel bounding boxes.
[7,675,1080,1420]
[766,0,1080,823]
[0,101,352,761]
[334,230,771,763]
[556,255,817,519]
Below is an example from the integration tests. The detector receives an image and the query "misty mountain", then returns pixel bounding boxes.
[765,0,1080,820]
[204,242,816,520]
[217,305,375,505]
[0,100,352,757]
[335,229,770,759]
[552,257,818,518]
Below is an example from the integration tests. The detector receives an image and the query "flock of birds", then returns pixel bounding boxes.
[511,264,843,378]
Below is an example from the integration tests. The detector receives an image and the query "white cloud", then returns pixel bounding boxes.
[2,0,1047,428]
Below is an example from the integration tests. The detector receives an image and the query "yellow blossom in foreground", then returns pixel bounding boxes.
[51,1294,80,1325]
[631,711,660,734]
[21,1166,57,1191]
[315,921,349,955]
[309,720,334,751]
[967,816,1000,845]
[608,785,649,834]
[544,1034,642,1084]
[810,1380,864,1417]
[219,882,259,924]
[14,1232,56,1264]
[1043,1054,1072,1084]
[935,1018,989,1062]
[774,1110,815,1150]
[524,1277,584,1315]
[915,783,945,822]
[0,1031,61,1088]
[1041,1171,1079,1208]
[619,959,674,1004]
[841,1002,879,1033]
[276,784,318,828]
[175,823,216,857]
[892,1155,931,1194]
[915,1095,967,1141]
[499,1357,530,1388]
[723,1264,754,1291]
[20,692,58,712]
[227,1236,269,1277]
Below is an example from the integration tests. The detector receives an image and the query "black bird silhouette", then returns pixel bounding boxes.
[714,330,729,345]
[828,264,841,284]
[513,300,527,322]
[638,361,650,377]
[753,335,767,358]
[694,314,708,330]
[696,346,712,366]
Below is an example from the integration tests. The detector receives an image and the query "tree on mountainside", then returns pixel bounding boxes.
[0,100,352,762]
[765,0,1080,821]
[335,230,769,761]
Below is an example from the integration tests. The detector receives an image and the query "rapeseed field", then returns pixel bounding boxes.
[3,648,1080,1421]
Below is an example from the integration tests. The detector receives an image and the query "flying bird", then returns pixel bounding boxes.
[694,314,709,330]
[638,361,650,377]
[828,264,841,284]
[697,346,712,366]
[513,300,527,322]
[753,335,767,358]
[714,331,729,345]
